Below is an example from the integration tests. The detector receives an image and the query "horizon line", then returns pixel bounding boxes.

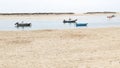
[0,11,119,15]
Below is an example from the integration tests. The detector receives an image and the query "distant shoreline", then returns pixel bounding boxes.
[0,13,74,15]
[0,12,119,16]
[84,12,117,14]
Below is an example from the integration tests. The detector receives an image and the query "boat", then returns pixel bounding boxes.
[15,21,31,27]
[107,15,115,19]
[76,23,88,27]
[63,19,77,23]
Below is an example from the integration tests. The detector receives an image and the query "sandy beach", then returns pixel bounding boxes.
[0,27,120,68]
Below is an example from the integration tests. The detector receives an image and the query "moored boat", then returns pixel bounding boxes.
[107,15,115,19]
[76,23,88,27]
[15,21,31,27]
[63,19,77,23]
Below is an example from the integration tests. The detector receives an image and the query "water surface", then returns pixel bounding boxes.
[0,15,120,30]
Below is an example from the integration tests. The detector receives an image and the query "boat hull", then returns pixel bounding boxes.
[63,19,77,23]
[76,23,88,27]
[15,23,31,27]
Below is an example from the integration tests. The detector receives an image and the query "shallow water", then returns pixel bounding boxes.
[0,15,120,30]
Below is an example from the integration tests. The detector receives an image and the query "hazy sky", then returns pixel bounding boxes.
[0,0,119,13]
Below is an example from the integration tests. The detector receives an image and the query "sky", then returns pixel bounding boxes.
[0,0,119,13]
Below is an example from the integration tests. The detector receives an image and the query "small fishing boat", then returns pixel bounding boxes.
[107,15,115,19]
[15,21,31,27]
[76,23,88,27]
[63,19,77,23]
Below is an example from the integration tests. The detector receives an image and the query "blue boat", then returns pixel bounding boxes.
[76,23,88,27]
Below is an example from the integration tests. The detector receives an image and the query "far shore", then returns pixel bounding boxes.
[0,12,74,15]
[0,12,119,16]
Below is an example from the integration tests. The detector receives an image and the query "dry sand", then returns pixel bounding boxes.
[0,27,120,68]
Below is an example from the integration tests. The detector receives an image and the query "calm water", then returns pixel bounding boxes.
[0,15,120,30]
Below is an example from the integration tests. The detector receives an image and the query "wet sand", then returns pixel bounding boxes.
[0,27,120,68]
